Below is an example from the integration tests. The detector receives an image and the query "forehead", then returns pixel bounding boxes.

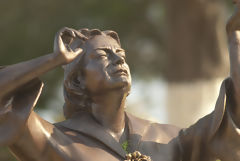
[84,35,121,51]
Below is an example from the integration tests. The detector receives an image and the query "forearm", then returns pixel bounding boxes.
[0,53,62,98]
[229,31,240,92]
[0,27,83,98]
[227,31,240,126]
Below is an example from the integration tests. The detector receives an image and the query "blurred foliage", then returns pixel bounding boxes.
[163,0,228,81]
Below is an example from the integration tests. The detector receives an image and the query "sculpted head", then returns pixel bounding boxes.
[63,29,131,118]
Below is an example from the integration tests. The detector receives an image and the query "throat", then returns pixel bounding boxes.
[91,90,127,138]
[107,118,129,144]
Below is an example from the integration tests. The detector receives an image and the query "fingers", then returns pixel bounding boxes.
[233,0,240,7]
[61,28,88,41]
[54,30,64,52]
[54,27,85,56]
[65,44,73,53]
[61,28,77,45]
[57,27,89,44]
[59,27,76,38]
[74,48,83,55]
[72,29,88,40]
[227,0,240,34]
[54,27,74,53]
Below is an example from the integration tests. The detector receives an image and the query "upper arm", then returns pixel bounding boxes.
[0,78,43,146]
[177,78,239,161]
[9,112,56,161]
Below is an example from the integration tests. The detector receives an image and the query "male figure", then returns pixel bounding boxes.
[1,1,240,161]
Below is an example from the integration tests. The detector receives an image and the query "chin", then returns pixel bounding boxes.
[108,77,131,91]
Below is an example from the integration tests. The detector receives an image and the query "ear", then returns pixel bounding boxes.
[76,72,86,90]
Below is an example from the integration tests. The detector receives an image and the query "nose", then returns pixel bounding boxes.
[113,54,124,65]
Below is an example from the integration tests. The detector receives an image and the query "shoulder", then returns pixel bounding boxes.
[145,122,181,144]
[126,112,181,144]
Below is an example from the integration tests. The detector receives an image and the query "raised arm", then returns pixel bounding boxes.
[0,27,83,99]
[225,0,240,126]
[0,28,84,159]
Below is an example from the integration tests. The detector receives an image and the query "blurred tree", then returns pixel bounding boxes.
[164,0,228,81]
[163,0,229,127]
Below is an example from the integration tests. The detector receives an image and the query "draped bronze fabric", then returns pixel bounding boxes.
[0,77,239,161]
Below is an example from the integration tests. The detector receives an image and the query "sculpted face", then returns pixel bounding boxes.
[81,35,131,95]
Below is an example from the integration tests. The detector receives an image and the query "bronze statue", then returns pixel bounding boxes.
[1,1,240,161]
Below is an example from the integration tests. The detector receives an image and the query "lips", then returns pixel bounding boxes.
[112,68,128,76]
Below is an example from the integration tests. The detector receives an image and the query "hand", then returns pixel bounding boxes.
[53,27,85,64]
[226,0,240,36]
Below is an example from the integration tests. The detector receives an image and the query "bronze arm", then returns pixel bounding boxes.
[0,27,83,99]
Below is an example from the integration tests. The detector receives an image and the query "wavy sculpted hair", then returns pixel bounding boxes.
[63,28,121,119]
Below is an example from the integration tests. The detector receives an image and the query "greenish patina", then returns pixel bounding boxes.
[121,140,128,153]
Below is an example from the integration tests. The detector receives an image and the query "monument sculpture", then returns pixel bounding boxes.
[1,1,240,161]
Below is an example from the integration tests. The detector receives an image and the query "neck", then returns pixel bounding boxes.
[91,88,127,140]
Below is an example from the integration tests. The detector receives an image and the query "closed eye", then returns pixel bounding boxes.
[102,49,112,54]
[95,48,126,59]
[117,50,126,59]
[95,49,108,58]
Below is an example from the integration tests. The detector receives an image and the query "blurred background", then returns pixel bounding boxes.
[0,0,234,160]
